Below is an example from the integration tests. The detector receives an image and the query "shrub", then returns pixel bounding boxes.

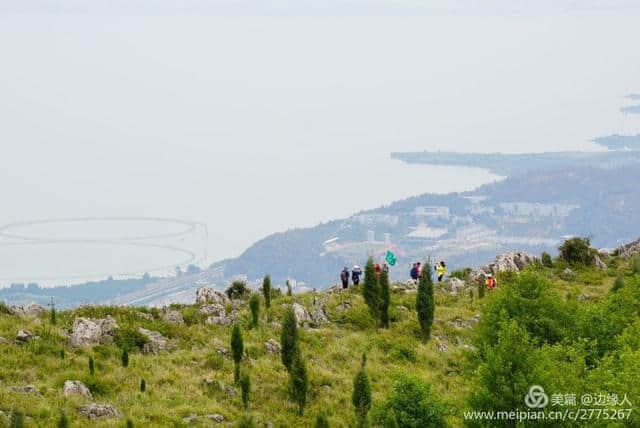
[352,354,372,428]
[363,257,380,320]
[558,237,594,266]
[286,280,292,296]
[57,413,68,428]
[262,275,271,309]
[315,412,330,428]
[612,276,625,293]
[140,378,146,392]
[633,257,640,274]
[226,281,249,300]
[50,301,57,325]
[10,411,24,428]
[0,301,12,315]
[281,307,299,371]
[450,267,472,280]
[231,324,244,383]
[60,349,65,360]
[416,263,435,340]
[114,328,149,352]
[88,356,95,375]
[541,252,553,268]
[249,294,260,327]
[379,269,390,328]
[126,420,134,428]
[374,373,446,428]
[235,414,256,428]
[121,348,129,368]
[289,351,308,415]
[240,372,251,409]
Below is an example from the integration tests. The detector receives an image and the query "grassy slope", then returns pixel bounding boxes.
[0,260,624,427]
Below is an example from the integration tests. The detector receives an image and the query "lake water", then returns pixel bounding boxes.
[1,8,639,285]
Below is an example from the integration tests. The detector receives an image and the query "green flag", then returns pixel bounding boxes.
[385,250,397,266]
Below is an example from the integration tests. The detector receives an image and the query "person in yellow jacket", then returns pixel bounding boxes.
[435,261,447,282]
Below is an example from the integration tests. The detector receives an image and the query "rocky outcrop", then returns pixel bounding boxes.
[594,254,608,270]
[310,306,329,325]
[79,403,121,420]
[198,304,225,316]
[162,310,184,324]
[449,278,466,295]
[14,330,35,344]
[63,380,92,400]
[70,316,118,347]
[335,302,352,311]
[7,385,40,395]
[292,303,311,325]
[205,314,232,326]
[10,303,48,318]
[196,288,230,305]
[471,251,538,281]
[616,237,640,259]
[138,328,170,353]
[264,339,281,353]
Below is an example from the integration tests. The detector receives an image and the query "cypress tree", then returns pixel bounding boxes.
[121,348,129,368]
[10,411,24,428]
[416,263,435,340]
[280,307,298,371]
[379,268,390,328]
[231,324,244,383]
[49,299,57,325]
[363,257,380,320]
[240,372,251,409]
[140,378,146,392]
[249,294,260,327]
[57,413,68,428]
[315,412,330,428]
[477,279,485,299]
[88,356,95,375]
[289,351,308,415]
[126,419,134,428]
[262,275,271,309]
[59,349,65,360]
[352,354,372,428]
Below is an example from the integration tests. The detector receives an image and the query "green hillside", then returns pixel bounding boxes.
[1,241,640,427]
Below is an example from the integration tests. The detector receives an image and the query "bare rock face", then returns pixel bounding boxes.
[138,328,169,353]
[205,315,232,326]
[10,303,48,318]
[206,414,225,423]
[196,288,230,305]
[79,403,121,420]
[616,237,640,259]
[162,310,184,324]
[292,303,311,325]
[264,339,281,353]
[14,330,35,344]
[63,380,93,400]
[449,278,466,295]
[198,304,225,317]
[70,316,118,347]
[594,254,608,270]
[487,252,538,273]
[310,306,329,326]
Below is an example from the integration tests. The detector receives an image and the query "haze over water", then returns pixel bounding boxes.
[1,1,639,284]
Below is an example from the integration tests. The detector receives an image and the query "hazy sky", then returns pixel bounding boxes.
[1,1,639,283]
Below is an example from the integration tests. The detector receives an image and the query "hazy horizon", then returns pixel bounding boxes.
[2,1,639,285]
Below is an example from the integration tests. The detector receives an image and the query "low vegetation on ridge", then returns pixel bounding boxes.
[1,239,640,427]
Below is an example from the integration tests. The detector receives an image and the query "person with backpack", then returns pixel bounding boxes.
[375,263,381,276]
[436,261,447,282]
[410,263,419,284]
[352,265,362,286]
[340,267,350,289]
[485,274,497,290]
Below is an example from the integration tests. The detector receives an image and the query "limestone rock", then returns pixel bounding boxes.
[63,380,92,400]
[205,315,232,326]
[162,310,184,324]
[0,336,9,344]
[70,316,118,347]
[199,304,225,317]
[7,385,40,395]
[196,288,230,305]
[10,303,48,318]
[15,330,35,343]
[79,403,121,420]
[616,237,640,259]
[292,303,311,325]
[264,339,281,353]
[206,414,225,423]
[335,302,352,311]
[138,328,169,353]
[487,251,538,273]
[449,278,466,294]
[136,311,153,321]
[594,254,608,270]
[310,306,329,326]
[183,414,198,424]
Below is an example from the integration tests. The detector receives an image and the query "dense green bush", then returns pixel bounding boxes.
[114,328,149,352]
[611,276,625,292]
[373,373,446,428]
[416,264,434,340]
[450,267,472,280]
[314,412,330,428]
[632,257,640,274]
[226,281,249,300]
[541,252,553,268]
[558,237,594,266]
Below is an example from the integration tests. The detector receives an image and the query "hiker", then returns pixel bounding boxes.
[382,263,389,273]
[436,261,447,282]
[375,263,381,275]
[340,267,350,289]
[485,274,497,290]
[417,262,422,276]
[410,263,419,283]
[352,265,362,286]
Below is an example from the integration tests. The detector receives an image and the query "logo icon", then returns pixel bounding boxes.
[385,250,397,266]
[524,385,549,409]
